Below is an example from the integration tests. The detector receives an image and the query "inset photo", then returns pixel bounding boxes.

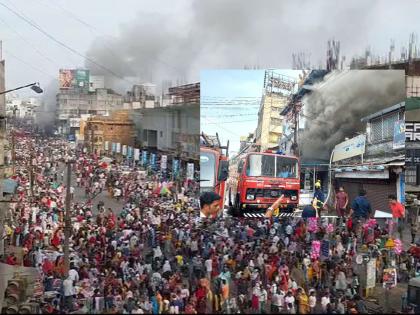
[200,69,406,222]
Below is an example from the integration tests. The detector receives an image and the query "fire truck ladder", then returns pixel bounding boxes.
[200,132,229,157]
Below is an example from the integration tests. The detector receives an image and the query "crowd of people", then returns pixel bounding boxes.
[1,129,420,314]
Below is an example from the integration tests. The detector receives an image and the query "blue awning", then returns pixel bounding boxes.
[3,179,18,194]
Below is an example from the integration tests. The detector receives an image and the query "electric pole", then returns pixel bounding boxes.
[63,153,72,277]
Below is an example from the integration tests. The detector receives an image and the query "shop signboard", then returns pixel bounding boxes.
[116,143,121,153]
[112,143,116,152]
[406,122,420,142]
[104,141,109,151]
[122,145,127,156]
[332,134,366,162]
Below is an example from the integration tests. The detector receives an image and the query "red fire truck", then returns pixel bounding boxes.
[200,133,230,211]
[229,149,300,216]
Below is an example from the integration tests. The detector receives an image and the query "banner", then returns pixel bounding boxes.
[382,268,397,288]
[142,150,148,166]
[161,155,167,170]
[393,120,405,149]
[321,240,330,258]
[112,143,116,153]
[173,159,179,176]
[122,145,127,156]
[127,146,133,159]
[105,141,109,151]
[150,153,157,169]
[134,149,140,161]
[187,163,194,180]
[366,259,376,289]
[116,143,121,153]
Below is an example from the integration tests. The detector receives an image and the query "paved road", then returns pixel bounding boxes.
[58,162,125,215]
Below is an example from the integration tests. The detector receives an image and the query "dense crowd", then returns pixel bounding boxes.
[1,130,420,314]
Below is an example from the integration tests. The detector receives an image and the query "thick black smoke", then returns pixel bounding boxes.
[300,70,405,161]
[37,80,57,134]
[83,0,415,93]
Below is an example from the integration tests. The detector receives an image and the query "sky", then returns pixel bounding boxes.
[1,0,419,98]
[201,69,301,155]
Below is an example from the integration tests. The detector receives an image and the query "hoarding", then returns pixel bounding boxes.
[393,120,405,149]
[59,69,90,90]
[59,69,74,89]
[332,134,366,162]
[69,118,80,128]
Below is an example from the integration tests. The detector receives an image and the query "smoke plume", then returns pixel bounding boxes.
[83,0,416,93]
[300,70,405,161]
[37,80,58,134]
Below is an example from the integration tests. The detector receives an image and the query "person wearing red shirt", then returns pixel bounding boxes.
[388,194,405,239]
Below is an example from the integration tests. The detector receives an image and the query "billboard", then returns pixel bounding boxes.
[59,69,90,90]
[332,134,366,162]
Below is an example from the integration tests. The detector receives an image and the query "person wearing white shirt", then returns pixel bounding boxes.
[321,293,330,313]
[284,292,295,313]
[63,275,75,312]
[309,290,317,313]
[68,265,79,283]
[205,258,213,279]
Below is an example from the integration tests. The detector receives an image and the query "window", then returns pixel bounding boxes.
[160,131,163,137]
[370,111,399,143]
[406,166,417,185]
[271,117,282,126]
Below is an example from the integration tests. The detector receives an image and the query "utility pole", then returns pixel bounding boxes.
[63,153,72,277]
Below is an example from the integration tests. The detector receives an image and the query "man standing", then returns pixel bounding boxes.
[349,189,372,240]
[388,194,405,240]
[314,180,325,203]
[349,189,372,221]
[199,192,221,219]
[335,186,349,218]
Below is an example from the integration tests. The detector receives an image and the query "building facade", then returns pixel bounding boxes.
[332,103,405,210]
[84,110,135,155]
[255,94,287,151]
[132,83,200,163]
[56,88,123,139]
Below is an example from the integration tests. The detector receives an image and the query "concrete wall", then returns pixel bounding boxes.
[133,104,199,158]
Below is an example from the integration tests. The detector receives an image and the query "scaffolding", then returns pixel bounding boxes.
[168,82,200,105]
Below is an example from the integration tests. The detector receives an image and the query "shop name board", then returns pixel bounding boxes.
[405,122,420,142]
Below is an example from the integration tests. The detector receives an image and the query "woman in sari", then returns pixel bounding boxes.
[296,287,310,314]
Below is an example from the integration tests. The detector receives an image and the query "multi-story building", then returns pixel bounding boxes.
[56,88,123,139]
[132,83,200,165]
[6,96,40,120]
[332,103,405,209]
[84,110,135,155]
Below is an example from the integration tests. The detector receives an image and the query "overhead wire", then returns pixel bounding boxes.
[0,1,134,86]
[35,0,186,77]
[0,14,61,68]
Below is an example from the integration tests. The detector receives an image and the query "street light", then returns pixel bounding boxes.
[0,82,43,95]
